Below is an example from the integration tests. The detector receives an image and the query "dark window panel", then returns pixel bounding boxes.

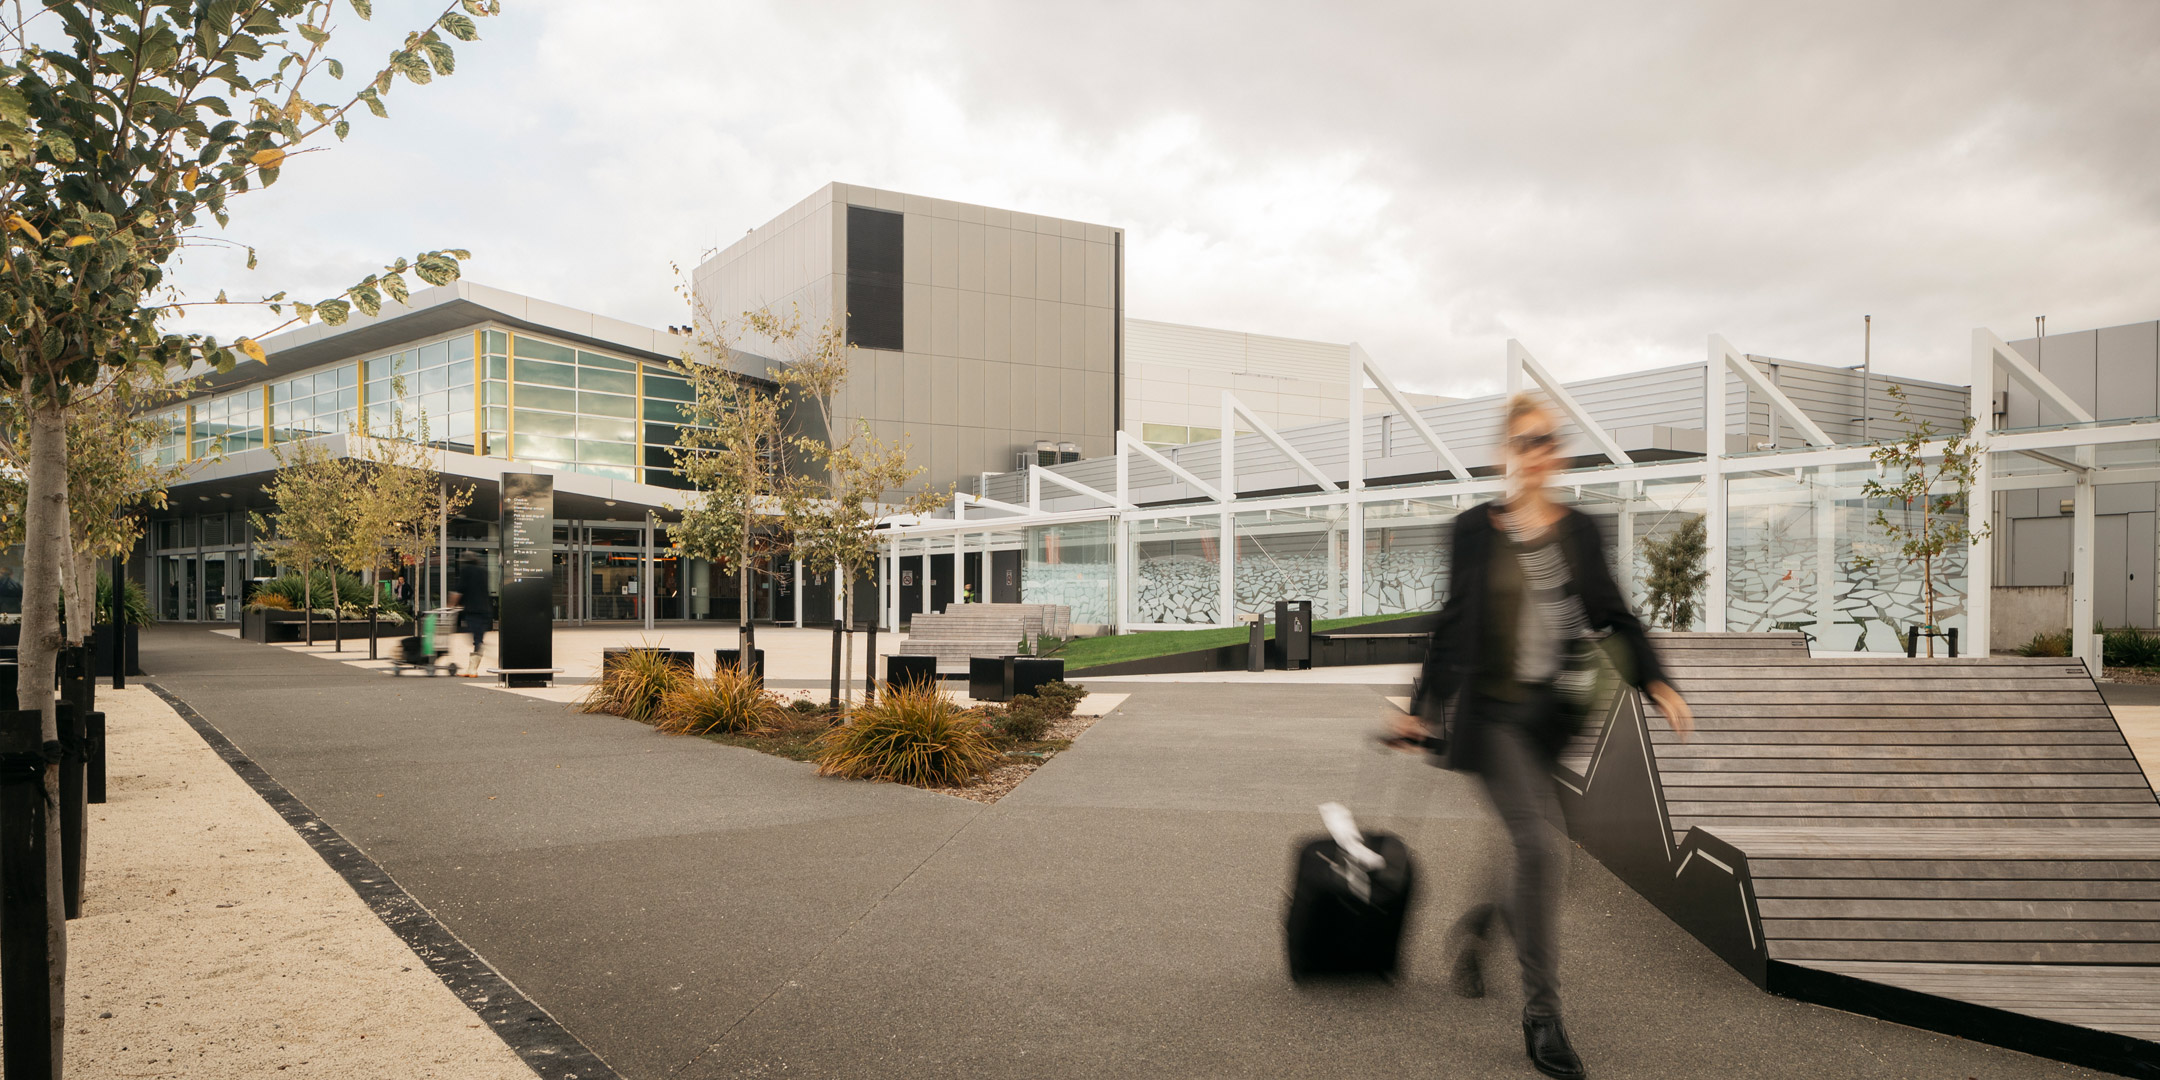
[845,205,904,351]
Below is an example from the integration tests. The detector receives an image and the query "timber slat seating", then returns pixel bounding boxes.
[899,604,1071,674]
[1560,631,2160,1069]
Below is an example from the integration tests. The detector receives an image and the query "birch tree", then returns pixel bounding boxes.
[1,0,503,1044]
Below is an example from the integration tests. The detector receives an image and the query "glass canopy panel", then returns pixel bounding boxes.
[1130,514,1221,624]
[1726,461,1966,653]
[1233,506,1346,620]
[1363,496,1460,616]
[1024,521,1111,625]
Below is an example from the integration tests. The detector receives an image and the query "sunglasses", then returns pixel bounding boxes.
[1509,431,1558,453]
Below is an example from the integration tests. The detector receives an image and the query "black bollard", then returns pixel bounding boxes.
[1905,626,1920,658]
[57,702,83,920]
[0,707,59,1076]
[830,616,844,708]
[864,607,879,706]
[1248,619,1264,672]
[87,711,106,804]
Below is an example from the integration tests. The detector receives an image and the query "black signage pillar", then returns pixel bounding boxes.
[500,473,554,686]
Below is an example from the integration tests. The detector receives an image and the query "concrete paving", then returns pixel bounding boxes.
[140,625,2104,1079]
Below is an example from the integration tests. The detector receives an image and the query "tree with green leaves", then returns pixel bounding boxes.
[764,307,945,705]
[666,292,798,674]
[0,359,191,643]
[346,403,472,655]
[2,1,501,1049]
[1639,514,1709,631]
[249,434,353,644]
[1860,384,1989,658]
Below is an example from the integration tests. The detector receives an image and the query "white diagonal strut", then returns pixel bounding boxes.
[1712,335,1835,447]
[1978,328,2096,426]
[1031,463,1132,510]
[1224,391,1341,491]
[1354,342,1470,480]
[955,492,1032,517]
[1117,430,1226,501]
[1506,340,1633,465]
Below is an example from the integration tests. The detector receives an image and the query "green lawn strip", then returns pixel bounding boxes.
[1058,612,1412,671]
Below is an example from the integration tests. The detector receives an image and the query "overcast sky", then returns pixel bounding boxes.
[175,0,2160,396]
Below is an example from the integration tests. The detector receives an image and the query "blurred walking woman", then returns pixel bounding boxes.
[1397,393,1694,1079]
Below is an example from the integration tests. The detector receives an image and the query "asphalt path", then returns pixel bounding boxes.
[141,626,2101,1079]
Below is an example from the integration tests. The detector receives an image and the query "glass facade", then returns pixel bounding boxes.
[364,332,474,452]
[144,327,707,487]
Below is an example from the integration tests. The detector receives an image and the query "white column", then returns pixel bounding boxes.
[643,513,656,631]
[2074,475,2096,671]
[1326,518,1342,618]
[1113,514,1129,633]
[1967,330,1994,658]
[1346,500,1364,618]
[1813,484,1836,653]
[1218,510,1234,626]
[834,560,845,621]
[1704,340,1728,632]
[792,558,803,628]
[920,536,931,617]
[1617,496,1636,603]
[1220,393,1237,626]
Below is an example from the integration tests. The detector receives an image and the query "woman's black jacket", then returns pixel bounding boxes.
[1414,501,1667,772]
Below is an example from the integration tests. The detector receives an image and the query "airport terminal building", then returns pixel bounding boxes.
[123,182,2160,666]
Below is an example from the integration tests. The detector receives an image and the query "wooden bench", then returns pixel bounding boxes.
[1555,632,2160,1076]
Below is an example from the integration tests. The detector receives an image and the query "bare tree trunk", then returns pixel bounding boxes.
[738,556,755,674]
[330,568,343,653]
[60,518,94,646]
[841,578,854,707]
[19,389,69,1063]
[303,563,314,645]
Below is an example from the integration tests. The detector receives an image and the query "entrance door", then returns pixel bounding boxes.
[204,555,230,622]
[587,526,644,621]
[2134,512,2156,629]
[2100,515,2129,628]
[160,555,196,621]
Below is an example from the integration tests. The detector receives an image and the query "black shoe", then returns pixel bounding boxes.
[1522,1015,1584,1079]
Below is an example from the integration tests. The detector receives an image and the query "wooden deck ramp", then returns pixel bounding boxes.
[1556,632,2160,1077]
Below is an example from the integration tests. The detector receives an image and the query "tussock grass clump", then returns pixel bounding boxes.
[2015,630,2072,658]
[813,681,1000,787]
[579,648,688,725]
[2104,627,2160,669]
[658,666,781,735]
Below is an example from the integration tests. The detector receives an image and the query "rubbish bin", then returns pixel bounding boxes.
[1273,600,1313,670]
[886,654,940,689]
[1011,657,1065,698]
[713,648,766,682]
[969,656,1012,702]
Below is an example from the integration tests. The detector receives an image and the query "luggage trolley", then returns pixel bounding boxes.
[392,607,461,677]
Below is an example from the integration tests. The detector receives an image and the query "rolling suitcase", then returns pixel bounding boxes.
[1285,802,1417,980]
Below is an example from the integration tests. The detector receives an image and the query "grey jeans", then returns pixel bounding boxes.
[1459,690,1567,1018]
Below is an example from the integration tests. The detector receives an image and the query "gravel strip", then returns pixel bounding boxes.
[65,687,541,1079]
[924,710,1106,804]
